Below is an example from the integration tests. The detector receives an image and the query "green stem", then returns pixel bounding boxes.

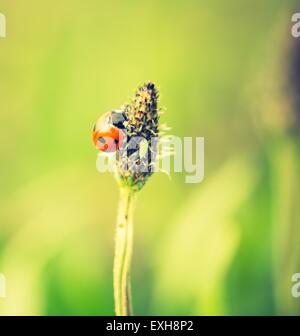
[114,187,136,316]
[270,137,300,315]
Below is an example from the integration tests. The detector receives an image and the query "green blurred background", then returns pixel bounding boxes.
[0,0,300,315]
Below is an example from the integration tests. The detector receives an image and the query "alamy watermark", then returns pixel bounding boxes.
[292,13,300,38]
[0,273,5,298]
[291,273,300,298]
[0,12,6,38]
[96,135,204,184]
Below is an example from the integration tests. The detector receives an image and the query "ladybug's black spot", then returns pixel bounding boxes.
[98,137,106,144]
[114,139,119,144]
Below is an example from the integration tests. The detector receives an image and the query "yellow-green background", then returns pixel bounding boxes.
[0,0,299,315]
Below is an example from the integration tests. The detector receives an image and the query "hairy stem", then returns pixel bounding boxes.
[114,187,136,316]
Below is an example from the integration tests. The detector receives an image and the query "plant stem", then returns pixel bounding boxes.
[114,187,136,316]
[270,137,300,314]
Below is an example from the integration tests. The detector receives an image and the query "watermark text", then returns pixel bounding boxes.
[0,273,6,298]
[291,273,300,298]
[292,13,300,38]
[96,135,205,184]
[0,12,6,38]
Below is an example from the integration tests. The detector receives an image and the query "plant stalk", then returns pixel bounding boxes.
[114,187,136,316]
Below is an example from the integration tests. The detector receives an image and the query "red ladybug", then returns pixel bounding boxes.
[92,111,126,152]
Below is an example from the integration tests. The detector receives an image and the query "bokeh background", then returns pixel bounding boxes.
[0,0,300,315]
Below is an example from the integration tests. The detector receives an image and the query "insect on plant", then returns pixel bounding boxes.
[92,82,168,316]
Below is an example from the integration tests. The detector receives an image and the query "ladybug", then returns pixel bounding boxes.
[92,110,127,152]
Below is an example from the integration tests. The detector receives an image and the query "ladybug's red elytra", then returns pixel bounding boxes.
[92,111,126,153]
